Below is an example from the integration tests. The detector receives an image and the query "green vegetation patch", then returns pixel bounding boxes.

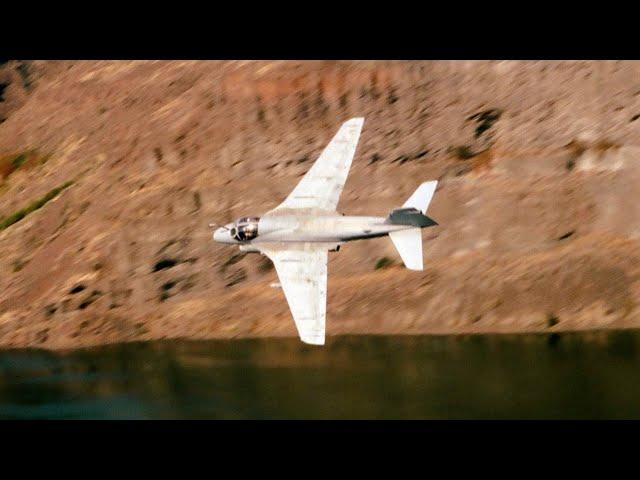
[11,153,28,169]
[375,256,395,270]
[0,181,74,231]
[0,150,52,181]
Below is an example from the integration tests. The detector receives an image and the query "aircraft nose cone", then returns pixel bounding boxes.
[213,228,226,242]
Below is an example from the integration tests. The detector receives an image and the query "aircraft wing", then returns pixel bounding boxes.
[269,117,364,213]
[260,245,328,345]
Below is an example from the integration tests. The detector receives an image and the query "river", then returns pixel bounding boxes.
[1,331,639,419]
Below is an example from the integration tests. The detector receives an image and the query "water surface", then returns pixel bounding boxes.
[1,331,640,419]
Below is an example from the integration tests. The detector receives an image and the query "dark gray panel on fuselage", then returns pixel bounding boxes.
[384,208,438,228]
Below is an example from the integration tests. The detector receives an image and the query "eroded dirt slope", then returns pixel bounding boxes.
[1,60,639,349]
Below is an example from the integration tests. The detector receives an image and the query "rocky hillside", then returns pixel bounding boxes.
[1,60,639,349]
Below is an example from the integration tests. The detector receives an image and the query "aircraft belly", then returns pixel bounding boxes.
[255,232,343,243]
[256,225,401,243]
[255,215,404,243]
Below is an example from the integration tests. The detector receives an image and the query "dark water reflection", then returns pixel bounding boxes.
[1,331,640,419]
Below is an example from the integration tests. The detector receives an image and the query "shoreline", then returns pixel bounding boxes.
[2,322,639,353]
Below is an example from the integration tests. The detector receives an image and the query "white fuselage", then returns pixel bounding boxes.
[213,212,411,246]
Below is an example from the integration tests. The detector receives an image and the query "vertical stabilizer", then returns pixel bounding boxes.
[403,181,438,214]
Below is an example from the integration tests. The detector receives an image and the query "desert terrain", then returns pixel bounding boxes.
[0,60,639,349]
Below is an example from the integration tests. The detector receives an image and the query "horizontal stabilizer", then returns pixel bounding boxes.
[389,228,423,271]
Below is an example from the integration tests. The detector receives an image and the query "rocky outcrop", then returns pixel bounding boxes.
[0,60,639,349]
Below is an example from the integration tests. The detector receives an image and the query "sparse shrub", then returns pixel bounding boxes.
[375,256,394,270]
[69,284,87,294]
[193,192,201,211]
[11,153,27,169]
[0,150,51,180]
[468,109,503,139]
[258,256,273,273]
[162,280,177,291]
[0,180,73,231]
[153,258,178,272]
[452,145,476,160]
[12,259,26,272]
[387,88,398,105]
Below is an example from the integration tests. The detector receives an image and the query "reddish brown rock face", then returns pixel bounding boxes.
[0,60,639,349]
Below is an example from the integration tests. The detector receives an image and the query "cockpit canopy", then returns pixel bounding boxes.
[230,216,260,241]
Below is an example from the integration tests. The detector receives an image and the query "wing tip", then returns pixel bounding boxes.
[345,117,365,126]
[301,335,325,346]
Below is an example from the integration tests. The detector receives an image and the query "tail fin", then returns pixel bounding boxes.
[388,181,438,271]
[389,228,423,270]
[402,181,437,214]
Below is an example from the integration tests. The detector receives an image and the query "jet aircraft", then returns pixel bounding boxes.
[212,118,438,345]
